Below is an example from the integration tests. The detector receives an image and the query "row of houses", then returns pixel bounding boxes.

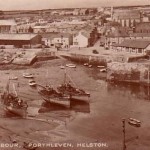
[0,27,98,49]
[112,39,150,55]
[42,28,98,48]
[49,8,97,16]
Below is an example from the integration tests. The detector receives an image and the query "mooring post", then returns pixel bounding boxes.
[122,118,126,150]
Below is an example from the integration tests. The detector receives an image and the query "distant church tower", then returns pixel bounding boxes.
[111,6,114,20]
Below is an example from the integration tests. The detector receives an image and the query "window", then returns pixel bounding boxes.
[138,49,142,53]
[74,42,78,45]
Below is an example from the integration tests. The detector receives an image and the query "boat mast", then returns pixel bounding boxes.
[5,76,10,94]
[64,69,67,84]
[13,83,18,97]
[148,65,150,100]
[46,69,48,86]
[67,73,77,87]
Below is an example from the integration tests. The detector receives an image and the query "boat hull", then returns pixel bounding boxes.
[4,106,27,118]
[71,95,90,102]
[42,95,70,108]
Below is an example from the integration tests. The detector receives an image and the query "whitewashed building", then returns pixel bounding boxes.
[33,26,49,33]
[73,31,90,48]
[0,20,17,33]
[42,33,73,48]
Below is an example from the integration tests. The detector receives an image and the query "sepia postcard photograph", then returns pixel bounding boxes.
[0,0,150,150]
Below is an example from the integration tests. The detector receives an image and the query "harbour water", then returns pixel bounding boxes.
[0,59,150,150]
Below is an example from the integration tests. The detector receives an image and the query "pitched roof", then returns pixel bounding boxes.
[130,33,150,37]
[74,31,91,38]
[0,20,16,26]
[0,33,38,40]
[114,39,150,49]
[79,9,88,13]
[41,32,72,39]
[113,10,141,19]
[107,32,129,37]
[107,27,129,37]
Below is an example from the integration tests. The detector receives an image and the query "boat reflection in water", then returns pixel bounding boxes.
[70,98,90,113]
[107,82,150,100]
[38,98,90,114]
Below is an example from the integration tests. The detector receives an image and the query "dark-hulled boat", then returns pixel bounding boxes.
[57,71,90,102]
[37,84,70,108]
[57,83,90,102]
[1,81,28,118]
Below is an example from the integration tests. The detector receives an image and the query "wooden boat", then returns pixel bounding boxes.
[97,65,105,68]
[88,65,92,68]
[41,95,70,108]
[23,73,34,78]
[29,80,36,87]
[100,68,107,72]
[84,63,89,66]
[9,76,18,80]
[1,81,28,118]
[57,71,90,102]
[60,65,65,69]
[66,64,76,68]
[1,92,28,118]
[37,84,70,108]
[5,105,27,117]
[128,118,141,127]
[57,84,90,101]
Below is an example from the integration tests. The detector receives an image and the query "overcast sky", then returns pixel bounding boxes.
[0,0,149,10]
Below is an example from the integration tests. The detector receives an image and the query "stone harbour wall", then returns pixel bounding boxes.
[107,62,150,85]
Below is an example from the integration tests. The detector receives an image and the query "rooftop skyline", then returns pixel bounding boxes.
[0,0,150,10]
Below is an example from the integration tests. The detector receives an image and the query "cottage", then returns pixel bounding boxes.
[33,26,49,33]
[105,26,130,49]
[73,31,90,48]
[135,22,150,33]
[112,39,150,54]
[0,20,17,33]
[130,33,150,40]
[42,33,73,48]
[79,9,89,15]
[73,9,80,15]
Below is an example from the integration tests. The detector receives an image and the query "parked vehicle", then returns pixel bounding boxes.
[92,49,99,54]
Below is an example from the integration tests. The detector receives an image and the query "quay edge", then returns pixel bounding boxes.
[107,62,150,85]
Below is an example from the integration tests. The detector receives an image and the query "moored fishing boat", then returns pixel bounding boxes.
[37,84,70,108]
[57,70,90,102]
[41,95,70,108]
[1,81,28,118]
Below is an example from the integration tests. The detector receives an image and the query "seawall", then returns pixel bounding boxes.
[107,62,150,85]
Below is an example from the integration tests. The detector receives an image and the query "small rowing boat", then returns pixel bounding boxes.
[66,64,76,68]
[23,73,34,78]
